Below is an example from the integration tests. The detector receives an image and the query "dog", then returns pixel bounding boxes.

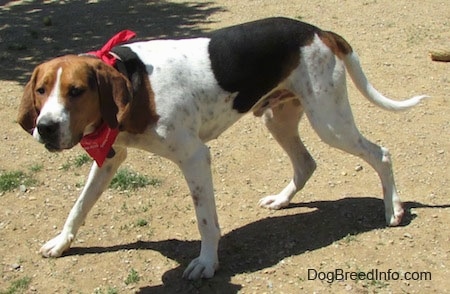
[17,17,426,280]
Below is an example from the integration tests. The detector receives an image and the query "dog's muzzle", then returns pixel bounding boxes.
[35,116,63,151]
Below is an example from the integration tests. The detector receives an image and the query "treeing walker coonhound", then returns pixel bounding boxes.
[17,17,426,280]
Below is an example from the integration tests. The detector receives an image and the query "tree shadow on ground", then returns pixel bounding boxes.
[0,0,225,83]
[67,197,449,293]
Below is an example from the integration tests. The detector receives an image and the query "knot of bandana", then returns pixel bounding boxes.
[87,29,136,66]
[80,30,136,167]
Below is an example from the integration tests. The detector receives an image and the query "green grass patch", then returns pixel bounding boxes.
[0,276,32,294]
[93,287,118,294]
[110,168,161,191]
[61,161,72,171]
[124,268,140,285]
[0,171,36,192]
[62,153,92,170]
[28,163,43,173]
[73,153,91,167]
[136,219,148,227]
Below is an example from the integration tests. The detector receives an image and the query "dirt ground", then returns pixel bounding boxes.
[0,0,449,293]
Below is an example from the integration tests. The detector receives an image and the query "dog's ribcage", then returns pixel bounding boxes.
[125,39,243,142]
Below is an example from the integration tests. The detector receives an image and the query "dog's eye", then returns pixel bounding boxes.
[68,87,85,98]
[36,87,45,95]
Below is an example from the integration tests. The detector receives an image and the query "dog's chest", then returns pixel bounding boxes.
[125,39,245,142]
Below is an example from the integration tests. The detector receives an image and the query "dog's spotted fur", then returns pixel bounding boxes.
[17,17,426,280]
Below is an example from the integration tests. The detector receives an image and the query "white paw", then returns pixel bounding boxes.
[39,232,74,258]
[182,256,218,280]
[258,195,290,210]
[386,204,404,227]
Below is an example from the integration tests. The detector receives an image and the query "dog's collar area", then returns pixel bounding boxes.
[86,29,136,66]
[108,51,127,75]
[80,30,136,167]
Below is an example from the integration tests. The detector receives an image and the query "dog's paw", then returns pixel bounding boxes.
[258,195,290,210]
[39,233,74,258]
[386,204,405,227]
[182,257,218,280]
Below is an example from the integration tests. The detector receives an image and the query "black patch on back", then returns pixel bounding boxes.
[208,17,320,113]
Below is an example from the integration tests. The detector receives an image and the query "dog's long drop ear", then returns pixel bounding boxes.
[17,69,39,135]
[94,63,132,129]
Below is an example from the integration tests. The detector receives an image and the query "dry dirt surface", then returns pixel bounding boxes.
[0,1,449,293]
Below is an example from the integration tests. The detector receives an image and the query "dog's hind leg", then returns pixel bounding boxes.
[299,63,404,226]
[258,98,316,210]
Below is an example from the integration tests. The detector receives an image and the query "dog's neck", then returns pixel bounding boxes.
[79,30,136,167]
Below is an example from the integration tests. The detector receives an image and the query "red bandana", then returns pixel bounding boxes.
[80,123,119,167]
[79,30,136,167]
[87,29,136,66]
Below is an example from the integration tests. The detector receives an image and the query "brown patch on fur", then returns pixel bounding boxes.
[66,59,106,138]
[319,31,353,59]
[121,70,159,134]
[253,89,297,117]
[202,218,207,225]
[92,60,132,130]
[18,70,40,134]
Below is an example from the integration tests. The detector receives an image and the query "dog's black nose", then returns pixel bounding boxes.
[37,117,60,139]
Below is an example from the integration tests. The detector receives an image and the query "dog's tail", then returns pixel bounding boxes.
[343,51,428,111]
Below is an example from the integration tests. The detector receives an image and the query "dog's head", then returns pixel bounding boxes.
[17,55,132,151]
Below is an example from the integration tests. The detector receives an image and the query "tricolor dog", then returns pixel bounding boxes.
[17,17,426,279]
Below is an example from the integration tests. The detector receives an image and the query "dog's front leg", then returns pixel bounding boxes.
[178,143,220,280]
[40,147,127,257]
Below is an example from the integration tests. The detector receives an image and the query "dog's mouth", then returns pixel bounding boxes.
[44,142,64,152]
[34,127,83,152]
[40,135,81,152]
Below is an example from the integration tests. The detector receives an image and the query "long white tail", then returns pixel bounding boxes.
[344,52,428,111]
